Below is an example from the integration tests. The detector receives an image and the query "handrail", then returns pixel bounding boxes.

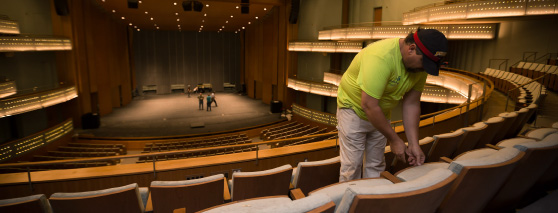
[507,72,549,92]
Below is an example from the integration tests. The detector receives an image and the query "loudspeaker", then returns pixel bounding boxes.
[127,0,139,9]
[241,5,249,14]
[82,113,100,129]
[289,0,300,24]
[182,1,193,11]
[271,101,282,113]
[193,1,203,12]
[54,0,69,16]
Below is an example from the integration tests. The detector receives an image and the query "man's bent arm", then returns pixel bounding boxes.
[402,89,424,165]
[361,91,407,162]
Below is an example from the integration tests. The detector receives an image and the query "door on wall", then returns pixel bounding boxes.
[374,7,382,26]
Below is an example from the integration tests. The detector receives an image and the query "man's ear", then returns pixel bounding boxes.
[408,44,417,55]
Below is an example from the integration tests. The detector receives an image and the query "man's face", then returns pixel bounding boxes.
[403,44,425,73]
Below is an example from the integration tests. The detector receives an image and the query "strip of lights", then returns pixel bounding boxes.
[0,18,19,34]
[317,23,496,41]
[0,86,78,118]
[0,119,73,162]
[403,0,558,25]
[0,79,16,99]
[288,41,362,53]
[292,104,337,126]
[0,35,72,52]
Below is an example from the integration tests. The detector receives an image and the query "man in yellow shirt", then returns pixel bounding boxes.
[337,28,448,181]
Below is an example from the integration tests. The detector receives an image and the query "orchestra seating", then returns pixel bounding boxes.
[291,156,341,195]
[229,164,292,201]
[0,194,52,213]
[149,174,226,213]
[425,130,466,162]
[49,183,149,213]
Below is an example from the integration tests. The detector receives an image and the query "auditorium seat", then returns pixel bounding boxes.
[390,137,435,173]
[525,128,558,140]
[506,107,529,139]
[307,176,393,208]
[395,147,524,213]
[49,183,148,213]
[452,122,487,157]
[476,116,505,148]
[484,135,558,212]
[426,130,466,162]
[291,156,340,195]
[491,111,518,143]
[229,164,292,201]
[198,194,335,213]
[335,168,456,213]
[0,194,52,213]
[149,174,226,213]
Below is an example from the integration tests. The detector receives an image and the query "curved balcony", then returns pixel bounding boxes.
[0,85,78,118]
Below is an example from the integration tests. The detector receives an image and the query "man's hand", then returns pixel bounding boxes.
[390,138,407,163]
[406,145,425,166]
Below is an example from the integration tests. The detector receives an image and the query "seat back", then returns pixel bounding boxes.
[390,137,435,173]
[437,147,524,213]
[231,164,292,201]
[427,131,466,162]
[486,135,558,211]
[453,122,487,157]
[476,117,505,148]
[492,112,518,143]
[338,169,456,213]
[49,183,144,213]
[293,156,340,195]
[507,108,529,138]
[150,174,225,213]
[0,194,52,213]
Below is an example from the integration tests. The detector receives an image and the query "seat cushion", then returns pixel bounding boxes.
[526,128,558,140]
[497,138,537,149]
[450,148,521,174]
[202,196,292,213]
[260,194,332,213]
[396,162,450,182]
[309,178,393,207]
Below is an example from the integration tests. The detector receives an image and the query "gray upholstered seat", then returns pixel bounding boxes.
[453,122,487,156]
[200,194,334,213]
[308,178,393,208]
[291,156,340,195]
[49,183,146,213]
[525,128,558,140]
[0,194,52,213]
[335,168,455,213]
[230,164,292,201]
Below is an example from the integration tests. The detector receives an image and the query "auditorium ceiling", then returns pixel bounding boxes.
[95,0,281,32]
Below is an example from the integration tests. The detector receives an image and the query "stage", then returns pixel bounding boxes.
[77,92,285,137]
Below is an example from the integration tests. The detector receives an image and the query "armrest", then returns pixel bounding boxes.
[173,208,186,213]
[380,171,402,183]
[290,188,306,200]
[223,178,231,202]
[485,144,502,150]
[440,157,453,163]
[145,192,153,213]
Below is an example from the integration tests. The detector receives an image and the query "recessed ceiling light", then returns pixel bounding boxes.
[145,11,148,14]
[242,27,245,29]
[137,29,140,31]
[226,21,228,23]
[177,18,180,21]
[154,24,157,26]
[174,2,177,5]
[178,25,181,27]
[134,26,137,28]
[121,17,125,19]
[175,13,178,15]
[202,20,205,22]
[231,15,234,18]
[264,8,267,10]
[256,17,259,19]
[206,4,209,7]
[129,23,132,26]
[201,25,204,28]
[235,31,237,33]
[138,1,142,3]
[157,27,159,29]
[204,14,207,16]
[248,22,251,24]
[112,10,116,13]
[236,6,239,9]
[102,0,105,2]
[222,26,225,28]
[150,17,153,20]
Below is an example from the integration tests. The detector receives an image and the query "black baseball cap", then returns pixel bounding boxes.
[413,29,448,76]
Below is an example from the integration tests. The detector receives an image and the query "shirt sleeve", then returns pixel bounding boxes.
[411,72,428,92]
[357,54,391,100]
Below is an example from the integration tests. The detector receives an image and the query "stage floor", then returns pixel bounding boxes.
[77,92,285,137]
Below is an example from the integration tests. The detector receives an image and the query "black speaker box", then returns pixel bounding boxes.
[182,1,193,11]
[193,1,204,12]
[127,0,139,9]
[289,0,300,24]
[271,101,283,113]
[54,0,70,16]
[82,113,100,129]
[241,5,249,14]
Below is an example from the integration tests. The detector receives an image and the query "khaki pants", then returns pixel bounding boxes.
[337,108,388,182]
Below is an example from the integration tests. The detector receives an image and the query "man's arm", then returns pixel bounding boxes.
[402,89,424,166]
[361,91,407,163]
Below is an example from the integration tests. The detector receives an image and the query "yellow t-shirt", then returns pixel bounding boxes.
[337,38,428,120]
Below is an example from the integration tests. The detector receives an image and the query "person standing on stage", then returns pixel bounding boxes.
[336,28,448,182]
[211,92,218,107]
[206,94,212,111]
[198,93,204,110]
[187,85,191,98]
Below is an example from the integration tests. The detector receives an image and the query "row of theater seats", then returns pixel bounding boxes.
[480,68,546,107]
[0,143,126,174]
[510,61,558,92]
[137,144,258,163]
[260,121,332,142]
[142,134,249,152]
[271,131,338,148]
[3,126,556,213]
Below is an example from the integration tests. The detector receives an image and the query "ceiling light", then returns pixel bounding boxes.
[145,11,148,14]
[177,18,180,21]
[129,23,132,26]
[242,27,245,29]
[226,21,228,23]
[157,27,159,29]
[138,1,142,3]
[255,17,258,19]
[174,2,177,5]
[264,8,267,10]
[150,17,153,20]
[175,13,178,15]
[222,26,225,28]
[204,14,207,16]
[231,15,234,18]
[112,10,116,13]
[201,25,204,27]
[248,22,251,24]
[134,26,137,28]
[154,24,157,26]
[137,29,140,31]
[206,4,209,7]
[121,17,125,19]
[178,25,181,27]
[102,0,105,2]
[202,20,205,22]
